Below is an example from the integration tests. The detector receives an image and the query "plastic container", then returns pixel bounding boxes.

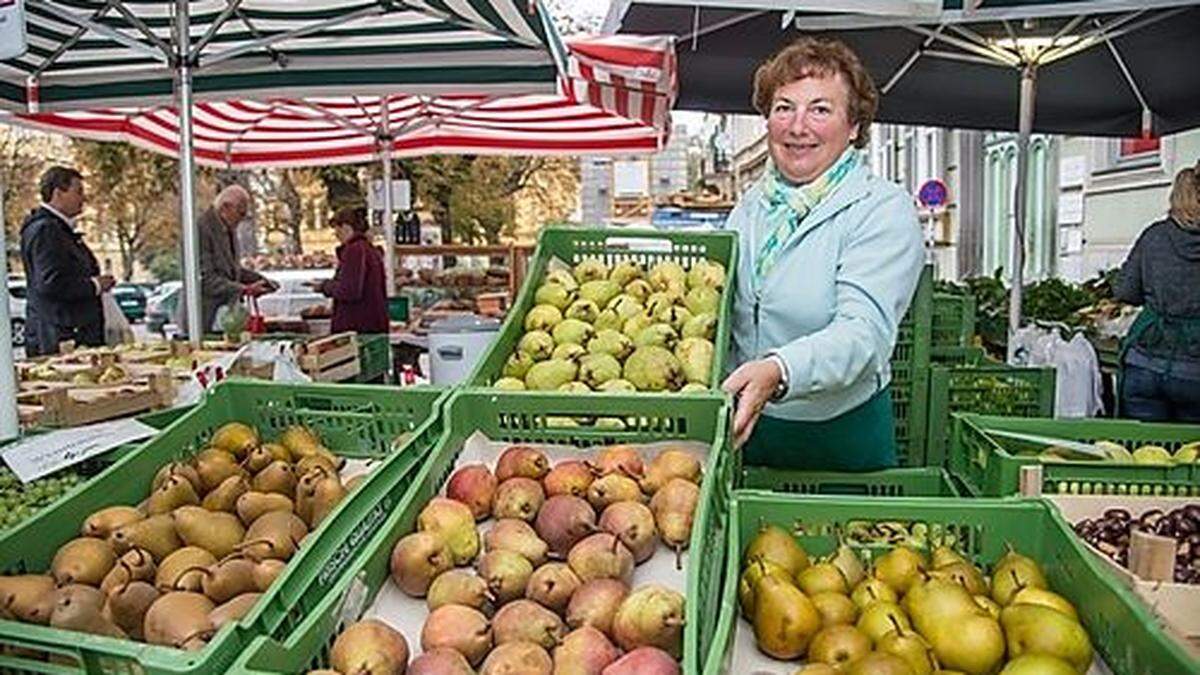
[890,264,932,466]
[467,226,738,390]
[229,389,732,675]
[0,380,446,675]
[739,466,962,496]
[950,413,1200,497]
[931,290,976,349]
[925,364,1056,467]
[429,315,501,385]
[704,492,1198,675]
[353,333,391,383]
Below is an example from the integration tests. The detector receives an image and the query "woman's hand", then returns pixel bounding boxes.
[721,357,783,448]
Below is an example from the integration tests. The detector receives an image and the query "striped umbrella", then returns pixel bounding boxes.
[7,35,677,167]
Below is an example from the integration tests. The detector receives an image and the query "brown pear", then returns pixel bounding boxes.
[446,464,499,520]
[649,478,698,563]
[493,599,566,649]
[482,641,553,674]
[494,477,545,522]
[82,506,143,539]
[193,447,243,493]
[485,519,550,566]
[202,475,250,512]
[100,548,157,594]
[329,619,411,675]
[390,531,454,597]
[639,449,702,495]
[241,446,277,474]
[173,506,245,559]
[409,648,475,675]
[156,547,218,591]
[104,580,160,639]
[235,491,294,526]
[198,556,259,603]
[110,513,182,562]
[208,592,261,630]
[253,559,287,591]
[590,446,644,479]
[421,604,493,667]
[209,422,259,458]
[536,495,598,557]
[239,511,307,561]
[259,442,293,464]
[50,584,126,638]
[143,592,215,650]
[304,471,347,529]
[496,445,551,481]
[151,462,203,495]
[599,501,658,564]
[252,460,296,497]
[567,533,634,585]
[478,549,535,606]
[51,536,117,587]
[0,574,57,624]
[526,562,582,614]
[543,460,596,499]
[553,626,620,675]
[611,585,685,658]
[146,474,201,515]
[295,453,339,479]
[586,474,643,511]
[428,569,493,612]
[566,578,628,634]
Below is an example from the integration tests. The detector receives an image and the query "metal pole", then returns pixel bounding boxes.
[176,0,202,347]
[0,184,19,440]
[381,98,396,297]
[1008,63,1036,362]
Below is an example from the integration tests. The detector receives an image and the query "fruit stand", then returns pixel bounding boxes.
[0,226,1196,675]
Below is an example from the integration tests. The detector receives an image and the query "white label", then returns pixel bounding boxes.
[1059,156,1087,188]
[1057,191,1084,224]
[368,179,411,211]
[603,236,673,253]
[1,418,158,483]
[0,0,28,61]
[337,572,370,625]
[613,160,649,197]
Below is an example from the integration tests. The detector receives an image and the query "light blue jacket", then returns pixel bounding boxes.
[726,161,925,421]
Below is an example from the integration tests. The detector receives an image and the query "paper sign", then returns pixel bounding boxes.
[1,418,159,483]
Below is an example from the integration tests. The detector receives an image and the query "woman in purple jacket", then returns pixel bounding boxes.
[317,207,389,334]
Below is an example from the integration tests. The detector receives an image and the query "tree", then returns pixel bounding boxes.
[72,141,180,281]
[1,127,70,267]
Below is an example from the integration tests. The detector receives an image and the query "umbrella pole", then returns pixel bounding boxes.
[0,185,18,441]
[1007,63,1036,362]
[176,0,201,347]
[382,99,396,298]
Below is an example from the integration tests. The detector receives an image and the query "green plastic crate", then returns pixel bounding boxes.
[925,365,1056,467]
[949,413,1200,496]
[890,265,932,466]
[353,334,391,383]
[931,290,976,349]
[739,466,962,496]
[930,345,990,366]
[467,226,738,390]
[0,380,446,675]
[703,493,1197,675]
[229,389,732,675]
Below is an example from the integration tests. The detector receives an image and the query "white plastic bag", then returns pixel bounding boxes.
[101,292,134,346]
[1052,333,1104,418]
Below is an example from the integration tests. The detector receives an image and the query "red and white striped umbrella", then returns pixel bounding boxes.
[6,35,675,167]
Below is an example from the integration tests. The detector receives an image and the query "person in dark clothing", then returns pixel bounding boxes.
[314,207,389,334]
[19,166,115,356]
[1114,161,1200,422]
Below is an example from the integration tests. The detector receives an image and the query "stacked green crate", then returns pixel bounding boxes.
[931,290,976,351]
[353,333,391,383]
[890,265,933,466]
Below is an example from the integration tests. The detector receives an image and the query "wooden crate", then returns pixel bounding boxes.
[17,369,176,427]
[295,332,360,382]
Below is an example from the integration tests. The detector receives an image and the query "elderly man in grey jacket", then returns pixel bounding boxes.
[183,184,277,333]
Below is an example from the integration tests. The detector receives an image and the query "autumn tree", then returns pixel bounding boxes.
[72,140,180,281]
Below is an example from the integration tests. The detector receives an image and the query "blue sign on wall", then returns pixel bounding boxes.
[918,179,949,209]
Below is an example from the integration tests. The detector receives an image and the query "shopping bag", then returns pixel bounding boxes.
[246,296,266,334]
[101,292,134,346]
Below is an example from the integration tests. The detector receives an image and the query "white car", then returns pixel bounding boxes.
[9,279,26,347]
[256,269,335,318]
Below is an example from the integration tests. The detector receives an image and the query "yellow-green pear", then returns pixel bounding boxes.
[852,578,899,610]
[752,574,822,659]
[1010,587,1078,621]
[739,558,792,618]
[743,523,810,578]
[990,549,1048,605]
[1000,604,1093,673]
[878,623,936,675]
[972,595,1001,620]
[845,652,918,675]
[808,624,872,668]
[797,562,849,596]
[873,547,926,595]
[856,601,910,644]
[925,614,1005,675]
[930,546,969,570]
[928,562,987,596]
[999,654,1078,675]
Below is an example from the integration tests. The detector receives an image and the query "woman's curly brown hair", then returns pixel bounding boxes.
[752,36,879,149]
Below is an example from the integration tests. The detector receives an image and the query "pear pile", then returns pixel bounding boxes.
[1036,440,1200,467]
[367,444,703,674]
[493,257,726,393]
[0,422,358,652]
[741,525,1095,675]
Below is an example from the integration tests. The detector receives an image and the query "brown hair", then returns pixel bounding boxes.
[331,206,369,233]
[1170,162,1200,229]
[39,166,82,202]
[752,37,879,148]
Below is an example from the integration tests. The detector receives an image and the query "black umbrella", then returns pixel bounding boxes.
[607,0,1200,341]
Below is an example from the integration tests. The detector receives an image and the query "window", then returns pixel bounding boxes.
[983,135,1056,280]
[1119,136,1160,158]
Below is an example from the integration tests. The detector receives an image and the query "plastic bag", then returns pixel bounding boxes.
[101,292,134,346]
[1012,325,1103,417]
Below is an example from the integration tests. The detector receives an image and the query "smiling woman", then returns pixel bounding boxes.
[720,37,925,472]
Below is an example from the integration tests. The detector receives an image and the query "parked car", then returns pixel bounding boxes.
[112,283,147,322]
[146,281,181,336]
[8,279,26,347]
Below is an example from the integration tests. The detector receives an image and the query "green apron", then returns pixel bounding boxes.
[742,387,897,471]
[1117,306,1200,415]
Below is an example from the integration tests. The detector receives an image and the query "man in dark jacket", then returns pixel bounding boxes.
[20,166,114,356]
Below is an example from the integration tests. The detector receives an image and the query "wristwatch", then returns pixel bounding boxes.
[766,353,789,402]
